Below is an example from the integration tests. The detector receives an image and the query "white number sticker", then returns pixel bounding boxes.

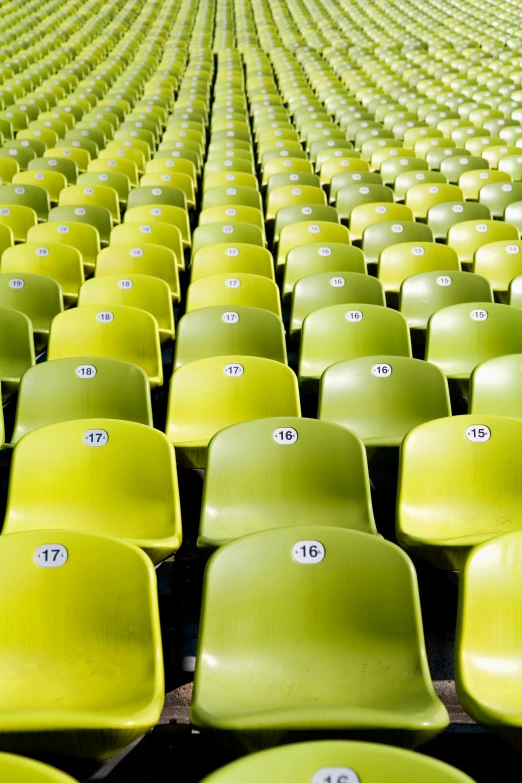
[96,311,114,322]
[346,310,363,321]
[292,540,325,564]
[225,208,236,216]
[507,245,520,254]
[318,247,331,256]
[466,425,491,442]
[437,276,452,286]
[225,247,239,257]
[308,225,320,233]
[476,224,488,233]
[8,278,24,288]
[391,224,403,233]
[224,363,244,376]
[75,207,86,216]
[376,205,387,214]
[312,768,360,783]
[330,277,345,287]
[140,225,152,234]
[130,247,143,257]
[36,247,49,256]
[76,364,96,378]
[222,225,235,234]
[273,427,298,444]
[57,225,69,233]
[452,204,464,213]
[151,208,162,216]
[83,429,109,446]
[372,363,392,376]
[411,246,424,256]
[118,279,133,289]
[225,278,240,288]
[471,309,488,320]
[34,544,68,568]
[301,206,313,215]
[222,311,239,323]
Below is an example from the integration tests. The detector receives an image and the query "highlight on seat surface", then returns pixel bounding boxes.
[199,741,476,783]
[0,273,63,343]
[469,354,522,419]
[397,415,522,571]
[400,271,493,330]
[455,531,522,751]
[0,529,163,758]
[0,307,35,395]
[191,526,449,746]
[186,273,281,316]
[4,419,181,564]
[299,303,411,385]
[0,752,82,782]
[175,305,286,368]
[199,418,376,547]
[319,356,451,447]
[166,356,301,468]
[48,305,163,388]
[11,357,152,444]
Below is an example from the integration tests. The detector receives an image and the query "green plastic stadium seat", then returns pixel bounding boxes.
[469,354,522,419]
[426,302,522,380]
[199,417,376,547]
[299,304,412,385]
[0,529,163,758]
[319,356,451,447]
[186,273,281,316]
[11,357,152,444]
[199,741,475,783]
[0,307,35,395]
[191,526,448,745]
[400,271,493,329]
[175,305,286,367]
[48,305,162,388]
[1,241,84,301]
[283,243,366,301]
[0,754,77,783]
[0,273,62,343]
[165,356,300,468]
[362,221,434,266]
[456,531,522,750]
[447,220,518,267]
[191,244,274,281]
[397,415,522,571]
[27,221,100,272]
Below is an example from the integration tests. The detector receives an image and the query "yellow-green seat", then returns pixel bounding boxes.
[203,171,257,192]
[191,525,448,744]
[0,273,62,343]
[469,354,522,419]
[166,356,300,468]
[1,241,84,302]
[404,183,463,219]
[319,356,451,447]
[78,274,174,343]
[397,415,522,572]
[95,243,180,302]
[0,183,49,221]
[0,529,163,758]
[290,271,385,337]
[58,183,120,224]
[273,204,338,245]
[0,753,77,783]
[77,171,130,209]
[400,271,493,330]
[11,357,152,444]
[426,302,522,380]
[477,182,522,219]
[379,242,460,293]
[88,156,138,186]
[125,204,190,248]
[140,171,195,209]
[199,418,376,548]
[186,273,281,316]
[110,221,184,270]
[335,183,394,222]
[427,201,492,241]
[266,185,326,222]
[127,185,187,212]
[277,221,350,270]
[48,305,162,388]
[199,204,265,237]
[349,202,413,243]
[0,307,35,395]
[46,146,90,173]
[12,170,67,205]
[282,241,367,302]
[27,221,100,272]
[4,420,181,564]
[191,243,274,282]
[299,303,412,386]
[199,741,475,783]
[48,204,112,246]
[192,222,264,259]
[447,220,519,267]
[362,221,434,266]
[175,305,286,368]
[474,240,522,293]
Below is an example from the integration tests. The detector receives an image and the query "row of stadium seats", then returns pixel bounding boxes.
[0,0,521,779]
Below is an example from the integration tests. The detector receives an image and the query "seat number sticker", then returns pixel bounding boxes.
[34,544,68,568]
[293,540,325,564]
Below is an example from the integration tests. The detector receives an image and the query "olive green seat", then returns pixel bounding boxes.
[0,529,163,759]
[191,526,449,745]
[166,356,300,468]
[393,171,447,202]
[186,273,281,316]
[175,305,286,368]
[283,243,366,302]
[474,240,522,293]
[290,272,385,337]
[362,221,433,266]
[330,171,384,203]
[0,307,35,395]
[48,204,112,246]
[0,754,77,783]
[0,183,49,221]
[78,274,174,343]
[426,302,522,380]
[274,204,339,245]
[0,273,62,343]
[427,201,492,241]
[378,242,460,294]
[400,271,493,330]
[478,182,522,219]
[456,531,522,750]
[397,415,522,572]
[11,356,152,444]
[335,184,394,222]
[127,185,187,212]
[202,185,262,212]
[299,304,412,385]
[48,305,162,388]
[199,418,376,548]
[319,356,451,447]
[469,354,522,419]
[4,419,181,564]
[199,741,475,783]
